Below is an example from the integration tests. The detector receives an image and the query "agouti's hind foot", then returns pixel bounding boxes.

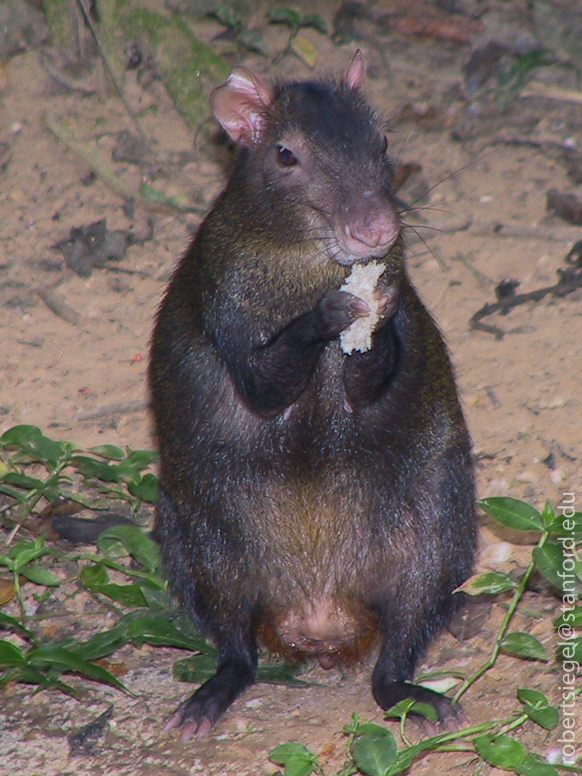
[164,695,214,741]
[164,659,256,741]
[373,678,465,734]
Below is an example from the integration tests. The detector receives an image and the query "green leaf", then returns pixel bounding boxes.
[547,510,582,539]
[256,661,315,687]
[478,498,543,531]
[173,653,216,684]
[499,632,548,661]
[352,723,398,776]
[208,4,243,32]
[516,49,554,72]
[126,614,214,652]
[123,449,158,469]
[516,689,559,730]
[58,489,112,510]
[418,675,460,694]
[140,586,171,609]
[0,611,35,640]
[8,664,80,696]
[381,697,436,722]
[524,704,559,730]
[517,688,548,706]
[114,451,157,485]
[0,639,26,666]
[534,540,581,590]
[70,455,121,482]
[554,606,582,627]
[80,563,109,586]
[27,645,127,692]
[459,571,516,596]
[267,8,302,29]
[10,539,49,570]
[557,637,582,662]
[300,14,328,34]
[382,698,416,719]
[0,424,44,448]
[73,628,127,661]
[97,524,161,572]
[540,501,555,529]
[92,582,149,608]
[515,754,560,776]
[291,34,317,69]
[89,444,126,461]
[0,472,47,490]
[269,742,319,776]
[19,565,60,586]
[81,563,150,607]
[382,697,438,724]
[0,483,28,501]
[0,425,69,465]
[238,28,268,56]
[127,473,159,503]
[474,734,526,768]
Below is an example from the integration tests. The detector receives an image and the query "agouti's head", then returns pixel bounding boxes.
[211,52,401,267]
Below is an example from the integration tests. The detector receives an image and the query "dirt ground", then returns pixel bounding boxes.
[0,1,581,774]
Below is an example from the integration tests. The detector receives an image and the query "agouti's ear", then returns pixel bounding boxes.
[211,67,273,146]
[345,49,365,91]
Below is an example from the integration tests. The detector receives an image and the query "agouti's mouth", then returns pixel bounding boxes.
[331,196,401,265]
[329,228,400,266]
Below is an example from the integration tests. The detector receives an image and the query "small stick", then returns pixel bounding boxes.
[77,400,146,421]
[37,288,80,325]
[470,265,582,338]
[75,0,151,148]
[468,221,582,243]
[521,80,582,105]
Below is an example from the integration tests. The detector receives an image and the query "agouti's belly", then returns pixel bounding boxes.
[260,597,379,668]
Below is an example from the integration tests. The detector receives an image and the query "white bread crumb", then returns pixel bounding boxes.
[339,261,385,354]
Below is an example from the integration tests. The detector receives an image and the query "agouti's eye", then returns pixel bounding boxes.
[381,134,388,154]
[276,144,298,167]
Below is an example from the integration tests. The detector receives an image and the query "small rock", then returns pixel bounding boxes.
[479,541,513,565]
[244,698,263,709]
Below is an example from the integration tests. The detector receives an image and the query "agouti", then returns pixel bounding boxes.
[149,51,476,739]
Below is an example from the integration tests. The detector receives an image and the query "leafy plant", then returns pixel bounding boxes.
[267,8,328,67]
[0,425,158,533]
[0,427,310,700]
[208,4,269,56]
[494,49,555,109]
[267,497,582,775]
[0,536,59,617]
[207,5,329,66]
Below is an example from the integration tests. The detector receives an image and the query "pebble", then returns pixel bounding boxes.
[244,698,263,709]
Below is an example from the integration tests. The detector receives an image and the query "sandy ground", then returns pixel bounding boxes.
[1,1,581,773]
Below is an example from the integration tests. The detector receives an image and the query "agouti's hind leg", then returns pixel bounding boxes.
[372,634,461,730]
[165,637,258,740]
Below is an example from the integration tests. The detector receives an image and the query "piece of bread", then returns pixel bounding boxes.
[339,261,385,354]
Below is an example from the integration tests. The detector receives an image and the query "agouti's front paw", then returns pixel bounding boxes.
[373,280,398,323]
[317,290,369,339]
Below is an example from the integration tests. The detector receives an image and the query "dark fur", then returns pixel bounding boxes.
[149,71,476,734]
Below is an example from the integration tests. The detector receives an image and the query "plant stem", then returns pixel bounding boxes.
[453,529,550,704]
[7,456,71,545]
